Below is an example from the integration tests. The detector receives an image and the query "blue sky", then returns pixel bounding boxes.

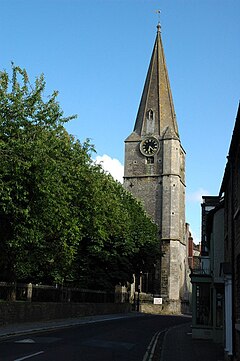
[1,0,239,243]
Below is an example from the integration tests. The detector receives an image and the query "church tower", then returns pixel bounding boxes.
[124,24,187,310]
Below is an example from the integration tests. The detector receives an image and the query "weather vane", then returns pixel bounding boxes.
[155,9,161,32]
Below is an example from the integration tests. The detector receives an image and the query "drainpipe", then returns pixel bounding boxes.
[224,274,233,356]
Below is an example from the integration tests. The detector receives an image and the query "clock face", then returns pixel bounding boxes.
[140,137,159,156]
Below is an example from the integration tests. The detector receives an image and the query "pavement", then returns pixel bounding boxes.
[160,321,224,361]
[0,313,224,360]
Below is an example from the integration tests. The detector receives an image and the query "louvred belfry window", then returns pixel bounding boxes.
[147,109,154,121]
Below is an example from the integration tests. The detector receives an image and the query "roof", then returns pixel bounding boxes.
[126,24,179,142]
[220,103,240,195]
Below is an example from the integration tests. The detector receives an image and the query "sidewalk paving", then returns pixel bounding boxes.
[160,322,224,361]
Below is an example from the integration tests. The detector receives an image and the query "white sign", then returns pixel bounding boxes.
[154,297,162,305]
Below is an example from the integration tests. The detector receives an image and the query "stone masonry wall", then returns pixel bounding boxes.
[0,302,132,326]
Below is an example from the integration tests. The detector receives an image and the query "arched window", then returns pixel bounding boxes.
[147,109,154,121]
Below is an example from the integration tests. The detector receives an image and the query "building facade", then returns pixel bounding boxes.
[191,196,225,343]
[123,24,188,312]
[190,104,240,360]
[220,104,240,361]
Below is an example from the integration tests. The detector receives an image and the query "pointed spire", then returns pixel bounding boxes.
[132,24,179,139]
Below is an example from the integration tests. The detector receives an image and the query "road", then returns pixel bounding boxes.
[0,314,190,361]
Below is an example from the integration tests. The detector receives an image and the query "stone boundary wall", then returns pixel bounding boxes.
[140,302,180,315]
[140,300,190,315]
[0,302,132,326]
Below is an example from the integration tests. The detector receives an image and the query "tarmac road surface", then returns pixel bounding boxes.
[0,314,190,361]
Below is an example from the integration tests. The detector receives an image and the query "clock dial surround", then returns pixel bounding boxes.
[140,137,159,156]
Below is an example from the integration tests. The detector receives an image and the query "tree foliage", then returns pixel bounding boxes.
[0,65,159,290]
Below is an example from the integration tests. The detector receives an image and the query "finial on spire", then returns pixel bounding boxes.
[155,10,161,32]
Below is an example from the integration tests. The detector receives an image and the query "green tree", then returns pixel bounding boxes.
[0,65,159,293]
[74,166,159,290]
[0,65,83,283]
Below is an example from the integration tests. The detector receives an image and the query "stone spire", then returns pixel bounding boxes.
[124,23,188,311]
[132,24,179,139]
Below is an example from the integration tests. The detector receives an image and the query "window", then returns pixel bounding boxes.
[237,254,240,319]
[146,157,154,164]
[196,283,212,326]
[147,109,154,121]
